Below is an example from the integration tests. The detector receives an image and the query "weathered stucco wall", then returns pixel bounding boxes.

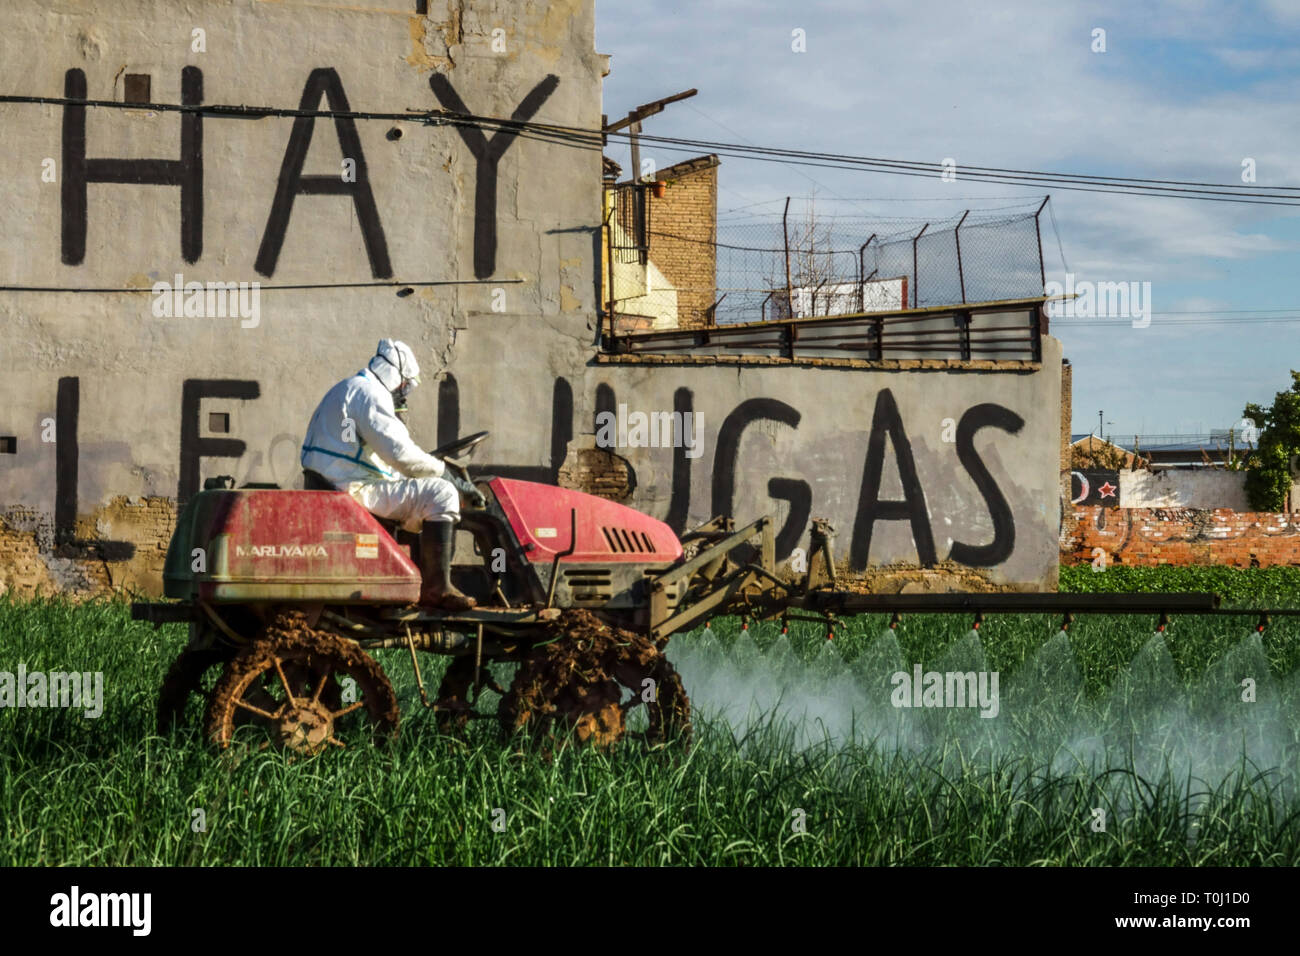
[0,0,605,594]
[0,0,1066,597]
[1120,469,1251,511]
[589,338,1064,592]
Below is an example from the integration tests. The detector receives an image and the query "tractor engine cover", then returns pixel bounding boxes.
[163,489,421,604]
[488,478,683,612]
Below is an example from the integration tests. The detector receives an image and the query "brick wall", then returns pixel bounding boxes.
[556,439,634,500]
[1059,358,1076,547]
[0,510,58,595]
[648,155,718,329]
[1059,358,1071,477]
[1063,505,1300,567]
[0,496,176,598]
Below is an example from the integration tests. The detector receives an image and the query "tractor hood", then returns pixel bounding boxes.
[163,489,421,604]
[490,478,683,565]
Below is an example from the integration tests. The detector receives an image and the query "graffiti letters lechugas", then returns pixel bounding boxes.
[49,373,1026,577]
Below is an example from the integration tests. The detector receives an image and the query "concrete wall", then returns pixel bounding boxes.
[0,0,605,594]
[1117,469,1300,511]
[1120,469,1250,510]
[1058,359,1075,549]
[0,0,1068,597]
[605,195,680,330]
[591,337,1066,592]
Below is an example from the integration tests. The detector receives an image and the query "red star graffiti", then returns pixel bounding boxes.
[1098,481,1117,499]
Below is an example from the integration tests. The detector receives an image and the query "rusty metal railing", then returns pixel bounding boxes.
[602,296,1050,364]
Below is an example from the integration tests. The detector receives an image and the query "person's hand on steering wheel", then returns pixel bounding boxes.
[442,455,485,508]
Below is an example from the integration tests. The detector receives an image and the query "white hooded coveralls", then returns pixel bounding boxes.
[300,359,459,532]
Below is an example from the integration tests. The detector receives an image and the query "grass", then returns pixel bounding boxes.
[1,583,1299,866]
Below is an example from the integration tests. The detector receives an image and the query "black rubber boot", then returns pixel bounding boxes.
[418,520,476,611]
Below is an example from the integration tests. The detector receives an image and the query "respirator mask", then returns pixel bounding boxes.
[392,379,414,419]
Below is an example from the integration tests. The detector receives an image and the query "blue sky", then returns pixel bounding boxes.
[595,0,1300,439]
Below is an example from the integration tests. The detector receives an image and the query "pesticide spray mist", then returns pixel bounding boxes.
[665,621,1300,808]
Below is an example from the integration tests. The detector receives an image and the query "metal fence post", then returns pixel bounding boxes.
[782,197,793,318]
[858,234,875,312]
[604,188,616,349]
[1034,195,1050,292]
[911,223,929,308]
[954,210,969,304]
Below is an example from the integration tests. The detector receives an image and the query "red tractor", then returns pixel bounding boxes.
[132,430,815,753]
[134,429,1219,754]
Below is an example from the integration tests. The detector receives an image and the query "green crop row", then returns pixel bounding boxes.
[1059,563,1300,606]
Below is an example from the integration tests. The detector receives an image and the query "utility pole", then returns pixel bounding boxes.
[599,89,697,345]
[603,89,697,183]
[1095,410,1115,449]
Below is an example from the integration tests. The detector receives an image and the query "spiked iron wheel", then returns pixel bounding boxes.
[435,656,511,734]
[204,613,399,754]
[613,634,692,748]
[499,610,692,749]
[435,656,476,734]
[157,645,231,734]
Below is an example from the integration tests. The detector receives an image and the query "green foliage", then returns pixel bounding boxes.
[1060,563,1300,608]
[1242,370,1300,511]
[1070,439,1128,470]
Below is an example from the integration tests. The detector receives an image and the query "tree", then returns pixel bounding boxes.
[765,192,854,318]
[1242,370,1300,512]
[1070,437,1133,470]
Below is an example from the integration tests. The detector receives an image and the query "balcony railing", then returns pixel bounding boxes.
[601,296,1050,364]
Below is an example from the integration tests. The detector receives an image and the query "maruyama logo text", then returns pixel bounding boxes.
[235,544,327,557]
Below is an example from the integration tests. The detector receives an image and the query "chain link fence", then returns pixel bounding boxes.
[651,200,1049,326]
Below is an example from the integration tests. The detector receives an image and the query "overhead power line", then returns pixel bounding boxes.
[0,278,519,294]
[1,91,1298,207]
[621,131,1300,206]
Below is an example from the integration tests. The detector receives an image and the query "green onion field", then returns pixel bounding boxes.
[3,565,1299,865]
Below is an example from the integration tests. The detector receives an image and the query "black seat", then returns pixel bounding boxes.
[302,469,336,491]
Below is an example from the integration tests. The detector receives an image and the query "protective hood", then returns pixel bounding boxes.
[367,339,420,393]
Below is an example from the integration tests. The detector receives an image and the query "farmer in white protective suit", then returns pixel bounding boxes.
[301,339,479,610]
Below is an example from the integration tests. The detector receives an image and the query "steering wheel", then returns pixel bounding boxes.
[431,430,490,461]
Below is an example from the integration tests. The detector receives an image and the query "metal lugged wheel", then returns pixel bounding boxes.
[435,656,476,735]
[614,634,693,748]
[157,645,230,735]
[203,612,399,754]
[499,610,692,750]
[501,651,625,747]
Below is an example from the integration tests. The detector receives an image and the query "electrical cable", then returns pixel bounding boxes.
[2,91,1297,206]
